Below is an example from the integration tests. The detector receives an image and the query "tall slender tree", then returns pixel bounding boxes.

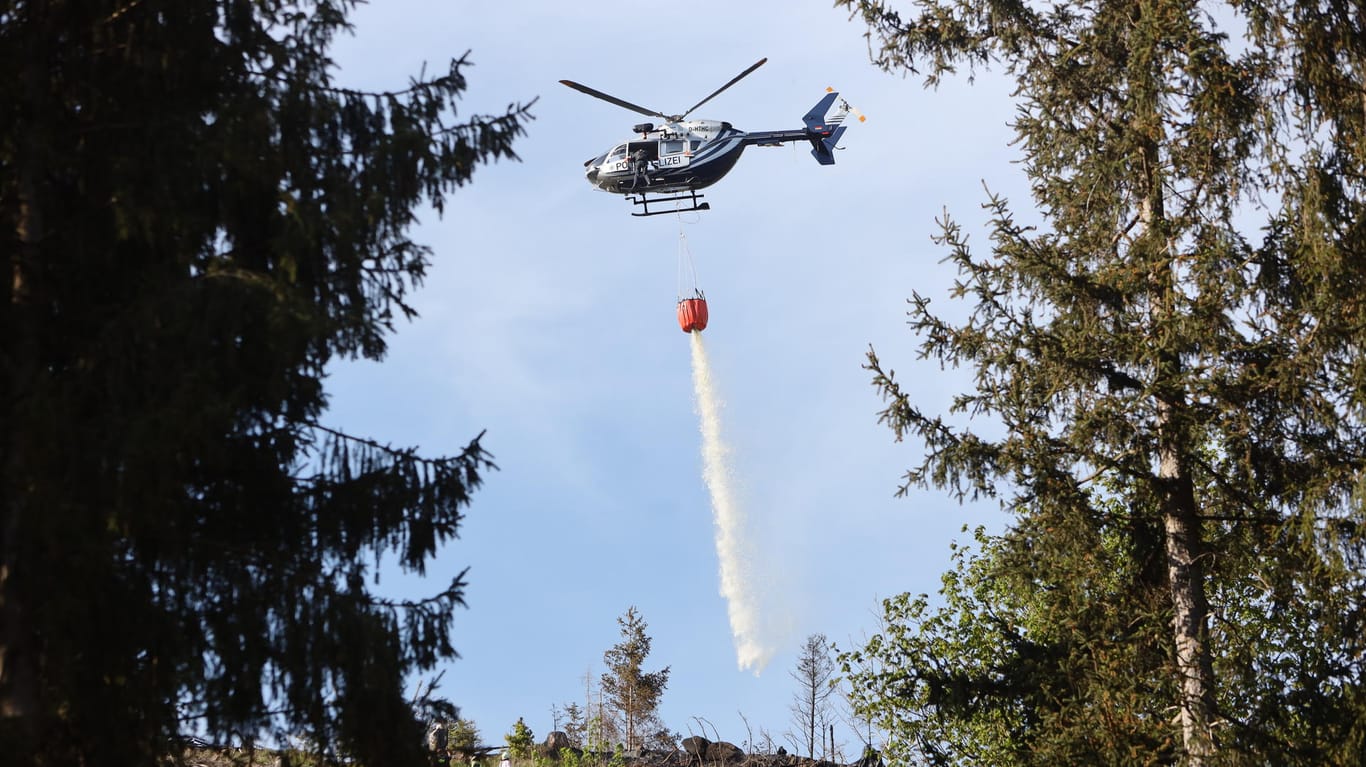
[838,0,1366,764]
[788,633,837,760]
[600,607,670,750]
[560,701,587,748]
[0,2,530,765]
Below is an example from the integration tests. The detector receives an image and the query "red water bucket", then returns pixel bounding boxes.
[677,297,709,333]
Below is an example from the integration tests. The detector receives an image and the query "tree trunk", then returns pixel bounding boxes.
[797,683,808,754]
[1158,403,1217,765]
[1142,128,1216,763]
[1,87,40,722]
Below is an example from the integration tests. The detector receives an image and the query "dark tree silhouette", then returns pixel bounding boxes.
[0,2,531,765]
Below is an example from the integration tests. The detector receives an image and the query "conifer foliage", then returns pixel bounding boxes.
[600,607,670,751]
[0,2,530,765]
[838,0,1366,764]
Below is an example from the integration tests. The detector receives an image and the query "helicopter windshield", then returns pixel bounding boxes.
[606,144,628,162]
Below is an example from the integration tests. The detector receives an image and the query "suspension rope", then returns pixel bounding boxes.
[676,214,703,300]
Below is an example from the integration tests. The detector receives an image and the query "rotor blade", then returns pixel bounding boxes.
[677,58,768,120]
[559,79,666,120]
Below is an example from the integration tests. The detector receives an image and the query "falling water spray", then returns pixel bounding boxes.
[688,331,775,673]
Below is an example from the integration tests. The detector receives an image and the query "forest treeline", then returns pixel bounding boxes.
[5,1,1366,766]
[432,615,858,766]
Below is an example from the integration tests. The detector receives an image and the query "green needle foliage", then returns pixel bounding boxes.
[0,2,531,766]
[600,607,670,751]
[505,717,534,759]
[837,0,1366,765]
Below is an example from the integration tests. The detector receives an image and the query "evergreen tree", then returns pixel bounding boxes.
[0,2,530,765]
[450,718,481,754]
[838,0,1366,764]
[561,701,587,748]
[504,717,534,759]
[600,607,670,751]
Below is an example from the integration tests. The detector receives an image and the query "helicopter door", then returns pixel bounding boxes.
[657,138,691,169]
[626,141,659,166]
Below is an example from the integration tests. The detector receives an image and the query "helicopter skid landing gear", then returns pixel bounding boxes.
[628,190,711,217]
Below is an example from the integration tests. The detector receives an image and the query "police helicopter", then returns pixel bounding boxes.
[561,58,861,216]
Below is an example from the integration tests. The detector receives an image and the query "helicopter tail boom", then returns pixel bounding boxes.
[743,91,854,165]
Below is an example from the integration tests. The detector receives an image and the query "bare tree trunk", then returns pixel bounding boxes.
[1141,130,1216,764]
[807,687,816,759]
[625,680,634,750]
[1159,433,1216,765]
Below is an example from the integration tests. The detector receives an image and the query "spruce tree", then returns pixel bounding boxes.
[561,702,587,748]
[505,717,534,759]
[600,607,670,751]
[0,2,530,765]
[838,0,1366,764]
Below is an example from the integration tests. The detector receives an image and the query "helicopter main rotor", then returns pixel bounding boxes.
[560,57,768,124]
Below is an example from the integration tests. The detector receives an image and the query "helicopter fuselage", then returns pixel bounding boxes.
[584,120,748,195]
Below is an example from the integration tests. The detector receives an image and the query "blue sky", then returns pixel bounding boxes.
[322,0,1022,755]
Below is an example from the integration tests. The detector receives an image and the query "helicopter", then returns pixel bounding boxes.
[560,58,860,216]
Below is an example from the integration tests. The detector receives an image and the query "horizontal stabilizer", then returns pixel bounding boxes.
[810,125,846,165]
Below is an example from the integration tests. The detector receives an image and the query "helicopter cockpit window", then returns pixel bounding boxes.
[661,139,686,155]
[607,144,628,162]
